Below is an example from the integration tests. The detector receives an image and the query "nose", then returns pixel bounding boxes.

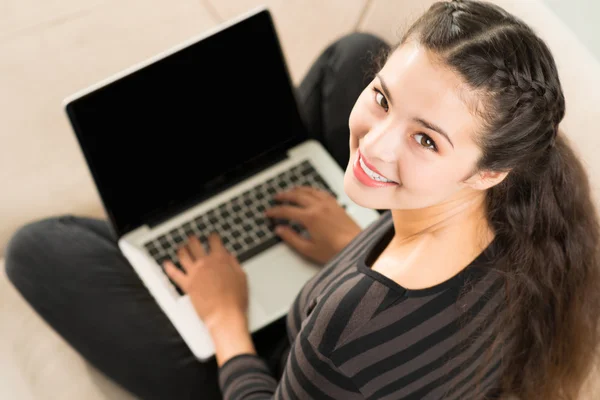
[361,120,402,163]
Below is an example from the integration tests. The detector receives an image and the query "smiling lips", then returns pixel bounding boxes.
[353,149,400,188]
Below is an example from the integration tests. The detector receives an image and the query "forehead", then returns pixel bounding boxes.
[379,42,483,146]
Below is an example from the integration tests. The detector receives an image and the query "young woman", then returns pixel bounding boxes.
[6,1,600,399]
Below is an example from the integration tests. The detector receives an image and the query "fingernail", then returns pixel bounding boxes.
[275,226,283,234]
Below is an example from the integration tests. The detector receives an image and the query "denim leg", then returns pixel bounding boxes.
[4,215,222,400]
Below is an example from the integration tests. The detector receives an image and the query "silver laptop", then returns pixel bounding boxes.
[63,6,380,361]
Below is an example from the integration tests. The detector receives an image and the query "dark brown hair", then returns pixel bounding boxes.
[389,1,600,398]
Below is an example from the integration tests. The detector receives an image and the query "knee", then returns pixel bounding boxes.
[330,32,391,63]
[321,32,391,87]
[4,215,73,289]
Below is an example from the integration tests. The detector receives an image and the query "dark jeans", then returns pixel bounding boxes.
[4,33,389,400]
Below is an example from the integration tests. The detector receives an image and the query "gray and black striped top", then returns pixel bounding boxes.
[219,212,505,399]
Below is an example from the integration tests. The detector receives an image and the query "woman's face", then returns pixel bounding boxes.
[344,42,485,211]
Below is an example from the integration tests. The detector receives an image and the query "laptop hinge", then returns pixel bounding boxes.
[144,152,288,229]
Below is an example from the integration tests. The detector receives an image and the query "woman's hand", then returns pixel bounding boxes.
[163,234,248,331]
[264,186,363,265]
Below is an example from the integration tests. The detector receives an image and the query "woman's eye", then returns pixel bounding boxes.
[374,90,389,111]
[413,133,438,152]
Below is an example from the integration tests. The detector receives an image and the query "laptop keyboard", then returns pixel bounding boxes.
[143,160,336,295]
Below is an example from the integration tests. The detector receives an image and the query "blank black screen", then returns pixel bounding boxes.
[66,10,306,237]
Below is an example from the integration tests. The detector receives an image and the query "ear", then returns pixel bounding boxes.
[464,169,509,191]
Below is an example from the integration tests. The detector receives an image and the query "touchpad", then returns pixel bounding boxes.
[244,243,319,318]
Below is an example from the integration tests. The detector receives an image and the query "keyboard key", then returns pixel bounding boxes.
[232,204,242,212]
[244,236,254,245]
[184,229,194,237]
[255,215,266,225]
[167,248,178,260]
[196,220,206,231]
[221,222,231,231]
[231,230,241,239]
[156,256,170,268]
[245,210,254,219]
[301,166,314,176]
[242,223,253,232]
[172,235,184,244]
[221,209,230,219]
[158,236,169,248]
[232,242,243,251]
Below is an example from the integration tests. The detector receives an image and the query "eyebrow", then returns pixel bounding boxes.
[414,118,454,149]
[377,74,455,149]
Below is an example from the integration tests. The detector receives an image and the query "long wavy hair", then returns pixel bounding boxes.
[383,1,600,398]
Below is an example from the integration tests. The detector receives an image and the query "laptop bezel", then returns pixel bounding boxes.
[63,6,309,239]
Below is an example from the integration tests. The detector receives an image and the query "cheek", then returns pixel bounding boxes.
[399,156,460,195]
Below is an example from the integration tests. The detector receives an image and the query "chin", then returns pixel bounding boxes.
[343,168,394,210]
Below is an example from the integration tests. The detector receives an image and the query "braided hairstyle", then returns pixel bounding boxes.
[392,1,600,398]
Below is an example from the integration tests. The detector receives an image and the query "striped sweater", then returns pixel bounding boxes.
[219,212,505,399]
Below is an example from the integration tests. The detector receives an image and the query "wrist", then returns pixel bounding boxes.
[205,308,247,334]
[206,310,256,367]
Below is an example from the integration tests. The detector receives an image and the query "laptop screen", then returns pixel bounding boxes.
[66,10,307,237]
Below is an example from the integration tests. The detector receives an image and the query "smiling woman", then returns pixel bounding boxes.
[5,1,600,400]
[344,1,600,399]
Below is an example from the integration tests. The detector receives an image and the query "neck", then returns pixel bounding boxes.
[390,191,490,246]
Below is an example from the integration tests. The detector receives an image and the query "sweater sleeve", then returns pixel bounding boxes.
[218,354,277,399]
[218,334,362,399]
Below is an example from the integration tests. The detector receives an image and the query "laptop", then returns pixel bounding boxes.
[63,6,380,361]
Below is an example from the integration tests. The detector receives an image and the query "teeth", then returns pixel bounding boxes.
[359,156,394,183]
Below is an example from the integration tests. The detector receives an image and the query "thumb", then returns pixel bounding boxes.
[275,226,313,255]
